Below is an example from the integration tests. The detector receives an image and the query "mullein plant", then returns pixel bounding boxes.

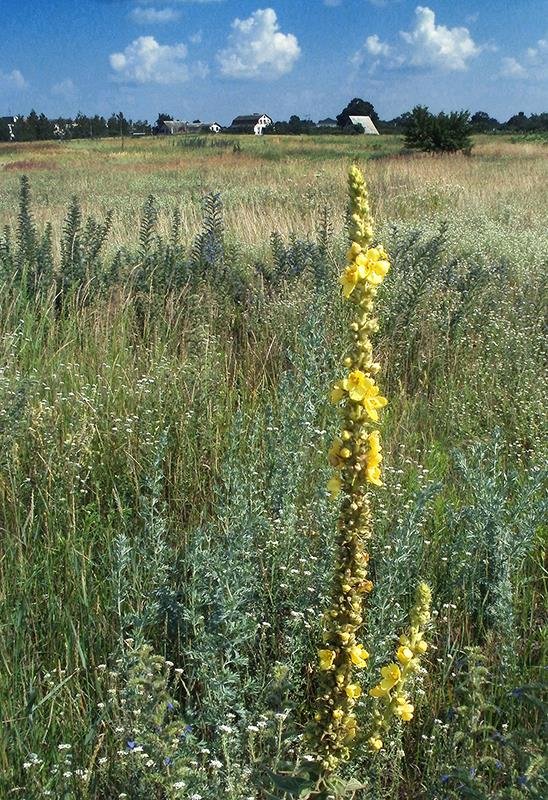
[309,165,390,772]
[368,581,431,751]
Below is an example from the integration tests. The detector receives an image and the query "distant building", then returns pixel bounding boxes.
[156,119,222,135]
[318,117,338,128]
[1,115,18,141]
[348,115,380,135]
[230,113,272,135]
[185,121,222,134]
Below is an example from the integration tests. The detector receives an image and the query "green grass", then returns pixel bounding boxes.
[0,135,546,799]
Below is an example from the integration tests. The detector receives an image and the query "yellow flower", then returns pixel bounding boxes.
[328,439,345,468]
[379,663,401,691]
[349,644,369,668]
[347,370,375,402]
[415,640,428,654]
[346,372,388,420]
[369,684,389,698]
[318,649,336,671]
[345,683,362,699]
[366,465,383,486]
[394,696,414,722]
[330,382,346,404]
[369,736,383,751]
[327,475,342,499]
[332,708,344,720]
[362,247,390,286]
[340,262,366,298]
[344,715,358,740]
[396,646,414,665]
[363,394,387,422]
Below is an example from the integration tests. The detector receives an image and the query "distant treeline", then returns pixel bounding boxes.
[0,111,150,142]
[1,105,547,143]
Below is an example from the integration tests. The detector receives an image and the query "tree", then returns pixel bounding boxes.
[470,111,500,133]
[504,111,530,131]
[155,112,172,128]
[337,98,379,129]
[405,106,472,153]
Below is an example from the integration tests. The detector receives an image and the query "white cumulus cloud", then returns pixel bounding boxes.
[401,6,481,71]
[365,34,392,57]
[217,8,300,79]
[110,36,206,84]
[0,68,27,90]
[353,5,482,73]
[130,6,181,24]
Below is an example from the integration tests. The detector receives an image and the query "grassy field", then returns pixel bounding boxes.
[0,134,546,799]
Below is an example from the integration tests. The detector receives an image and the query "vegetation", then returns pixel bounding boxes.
[2,99,546,142]
[405,106,472,153]
[0,135,546,799]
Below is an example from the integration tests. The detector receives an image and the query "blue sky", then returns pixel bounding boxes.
[1,0,547,123]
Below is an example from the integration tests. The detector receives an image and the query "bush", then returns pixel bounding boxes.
[405,105,472,153]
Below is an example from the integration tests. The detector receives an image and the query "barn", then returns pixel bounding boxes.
[230,113,272,135]
[348,115,380,135]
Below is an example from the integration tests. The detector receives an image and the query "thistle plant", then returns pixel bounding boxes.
[309,165,390,773]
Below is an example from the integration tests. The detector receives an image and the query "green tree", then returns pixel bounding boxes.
[470,111,500,133]
[405,105,472,153]
[336,98,379,129]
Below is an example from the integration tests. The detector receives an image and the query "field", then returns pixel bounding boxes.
[0,133,546,799]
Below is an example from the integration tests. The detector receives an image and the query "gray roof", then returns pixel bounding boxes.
[231,114,271,126]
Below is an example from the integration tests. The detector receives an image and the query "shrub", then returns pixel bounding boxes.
[405,105,472,153]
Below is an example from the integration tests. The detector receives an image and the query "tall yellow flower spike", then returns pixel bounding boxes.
[310,165,390,773]
[368,582,432,750]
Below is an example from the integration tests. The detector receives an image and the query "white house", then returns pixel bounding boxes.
[230,114,272,135]
[1,115,18,141]
[348,115,380,135]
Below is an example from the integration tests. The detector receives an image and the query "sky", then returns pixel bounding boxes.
[1,0,547,124]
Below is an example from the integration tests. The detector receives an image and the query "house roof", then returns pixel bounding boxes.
[231,114,271,126]
[348,115,379,134]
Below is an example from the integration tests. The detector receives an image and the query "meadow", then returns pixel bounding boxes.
[0,133,546,799]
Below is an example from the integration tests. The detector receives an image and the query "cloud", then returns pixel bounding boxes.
[500,38,548,80]
[351,34,396,69]
[401,6,481,71]
[109,35,207,83]
[0,68,27,90]
[353,5,482,73]
[51,78,77,98]
[365,34,392,57]
[217,8,300,79]
[130,6,181,23]
[500,57,527,78]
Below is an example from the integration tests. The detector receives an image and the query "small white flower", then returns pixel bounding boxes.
[172,781,185,789]
[210,759,223,769]
[58,743,71,750]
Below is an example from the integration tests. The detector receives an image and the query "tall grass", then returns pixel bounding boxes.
[0,140,546,798]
